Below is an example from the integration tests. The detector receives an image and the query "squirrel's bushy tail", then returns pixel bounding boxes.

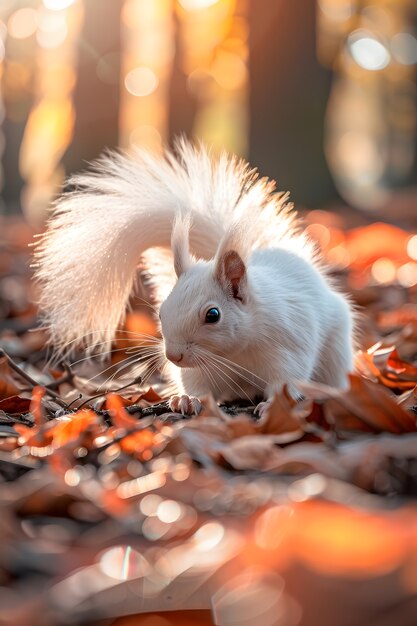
[34,139,301,353]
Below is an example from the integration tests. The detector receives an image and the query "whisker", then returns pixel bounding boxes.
[194,354,220,394]
[132,295,158,313]
[96,355,158,392]
[87,348,161,387]
[200,355,246,400]
[196,348,265,392]
[69,343,163,367]
[63,328,162,348]
[201,353,253,402]
[214,353,268,386]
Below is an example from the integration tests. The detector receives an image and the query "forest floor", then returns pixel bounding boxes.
[0,213,416,626]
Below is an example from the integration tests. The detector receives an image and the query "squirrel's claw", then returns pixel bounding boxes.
[169,394,202,416]
[254,399,271,419]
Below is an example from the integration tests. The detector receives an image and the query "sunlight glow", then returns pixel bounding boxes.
[120,0,173,150]
[178,0,249,155]
[37,25,68,49]
[318,0,352,22]
[179,0,220,10]
[43,0,76,10]
[19,0,82,222]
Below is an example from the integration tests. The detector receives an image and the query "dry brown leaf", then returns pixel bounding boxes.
[257,392,304,438]
[356,349,417,391]
[396,386,417,411]
[130,387,162,404]
[217,435,283,470]
[266,442,348,478]
[326,375,417,434]
[0,356,21,400]
[183,416,232,441]
[0,395,31,414]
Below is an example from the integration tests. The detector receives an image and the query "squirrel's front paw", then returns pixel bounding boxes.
[169,394,202,416]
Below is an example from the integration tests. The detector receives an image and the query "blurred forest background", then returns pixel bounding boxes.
[0,0,416,223]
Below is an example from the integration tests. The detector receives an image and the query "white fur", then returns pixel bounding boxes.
[34,139,355,401]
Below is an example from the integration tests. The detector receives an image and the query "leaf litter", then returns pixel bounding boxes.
[0,216,416,626]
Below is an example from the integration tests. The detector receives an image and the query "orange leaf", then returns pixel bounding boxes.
[106,393,139,429]
[386,349,417,380]
[120,429,156,456]
[30,386,45,426]
[138,387,162,403]
[356,350,417,391]
[50,409,98,448]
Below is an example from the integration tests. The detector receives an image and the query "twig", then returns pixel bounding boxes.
[0,349,68,409]
[45,362,74,390]
[66,394,83,410]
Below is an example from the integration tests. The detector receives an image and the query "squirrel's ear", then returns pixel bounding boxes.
[215,250,247,301]
[171,214,192,278]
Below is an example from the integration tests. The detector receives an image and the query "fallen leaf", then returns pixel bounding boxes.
[0,356,20,400]
[106,393,141,430]
[217,435,283,470]
[0,395,31,414]
[51,410,99,448]
[119,429,157,457]
[386,348,417,380]
[257,392,304,438]
[30,386,45,426]
[130,387,162,404]
[325,375,417,434]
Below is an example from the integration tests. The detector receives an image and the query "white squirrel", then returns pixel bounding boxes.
[34,139,355,415]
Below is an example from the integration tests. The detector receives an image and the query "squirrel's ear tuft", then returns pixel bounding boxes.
[215,250,247,301]
[171,213,192,278]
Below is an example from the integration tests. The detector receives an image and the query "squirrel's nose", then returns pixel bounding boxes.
[166,350,183,364]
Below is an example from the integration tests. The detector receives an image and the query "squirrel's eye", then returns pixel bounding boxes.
[205,307,221,324]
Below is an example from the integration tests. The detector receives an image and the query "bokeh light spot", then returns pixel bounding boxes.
[391,33,417,65]
[157,499,182,523]
[139,493,162,516]
[371,258,396,284]
[407,235,417,260]
[125,67,159,97]
[99,545,149,580]
[397,262,417,288]
[348,30,390,70]
[8,8,37,40]
[193,521,224,550]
